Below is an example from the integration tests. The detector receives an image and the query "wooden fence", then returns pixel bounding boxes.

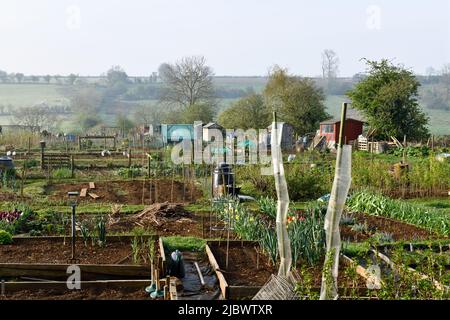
[41,153,73,170]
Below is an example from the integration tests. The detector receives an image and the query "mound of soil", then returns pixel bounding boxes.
[108,203,197,236]
[49,180,202,205]
[340,212,436,242]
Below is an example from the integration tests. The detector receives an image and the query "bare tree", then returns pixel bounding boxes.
[11,105,57,132]
[321,49,339,79]
[158,56,216,108]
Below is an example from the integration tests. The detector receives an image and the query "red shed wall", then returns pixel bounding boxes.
[335,120,363,144]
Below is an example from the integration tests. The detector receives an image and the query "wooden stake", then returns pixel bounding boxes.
[171,167,175,203]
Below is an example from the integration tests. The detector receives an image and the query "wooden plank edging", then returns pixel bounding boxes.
[205,244,229,299]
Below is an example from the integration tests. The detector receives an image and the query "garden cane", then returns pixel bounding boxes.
[68,191,80,263]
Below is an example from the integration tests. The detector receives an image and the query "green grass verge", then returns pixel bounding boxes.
[162,236,206,252]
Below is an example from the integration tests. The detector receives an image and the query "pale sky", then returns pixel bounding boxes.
[1,0,449,77]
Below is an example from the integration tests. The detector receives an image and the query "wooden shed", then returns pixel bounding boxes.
[319,118,364,146]
[267,122,295,151]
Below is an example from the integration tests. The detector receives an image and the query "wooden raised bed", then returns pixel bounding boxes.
[0,235,161,281]
[206,240,267,300]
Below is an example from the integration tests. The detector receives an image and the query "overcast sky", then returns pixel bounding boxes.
[1,0,449,77]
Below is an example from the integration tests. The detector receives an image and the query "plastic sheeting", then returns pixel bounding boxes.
[177,252,220,300]
[271,121,292,277]
[320,145,352,300]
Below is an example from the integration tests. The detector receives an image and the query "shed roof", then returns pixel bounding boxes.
[320,117,365,125]
[203,122,223,129]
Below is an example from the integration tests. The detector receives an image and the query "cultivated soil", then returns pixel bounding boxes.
[0,238,154,265]
[48,180,202,205]
[0,191,25,201]
[340,212,436,242]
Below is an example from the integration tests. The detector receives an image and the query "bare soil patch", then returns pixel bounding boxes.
[49,180,202,205]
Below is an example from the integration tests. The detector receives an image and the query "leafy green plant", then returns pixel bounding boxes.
[51,168,72,179]
[340,214,356,226]
[371,232,395,244]
[23,159,38,168]
[295,266,319,300]
[131,236,141,264]
[117,166,143,178]
[220,198,326,266]
[80,222,90,246]
[351,222,370,234]
[257,197,277,219]
[96,216,107,247]
[0,230,13,244]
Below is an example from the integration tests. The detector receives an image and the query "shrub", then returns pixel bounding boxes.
[235,162,333,201]
[23,159,38,168]
[117,166,143,178]
[0,230,13,244]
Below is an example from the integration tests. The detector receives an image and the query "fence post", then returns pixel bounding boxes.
[40,141,46,170]
[71,155,74,178]
[148,155,151,178]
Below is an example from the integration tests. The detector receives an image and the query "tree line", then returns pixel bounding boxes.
[4,51,447,140]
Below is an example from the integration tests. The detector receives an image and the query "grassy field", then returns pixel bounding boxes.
[0,84,68,107]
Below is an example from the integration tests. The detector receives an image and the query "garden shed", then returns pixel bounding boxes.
[319,118,364,146]
[267,122,295,151]
[160,124,194,145]
[202,122,225,142]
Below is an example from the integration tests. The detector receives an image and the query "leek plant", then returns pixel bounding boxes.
[347,191,450,236]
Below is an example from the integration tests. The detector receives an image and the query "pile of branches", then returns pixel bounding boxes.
[110,202,192,229]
